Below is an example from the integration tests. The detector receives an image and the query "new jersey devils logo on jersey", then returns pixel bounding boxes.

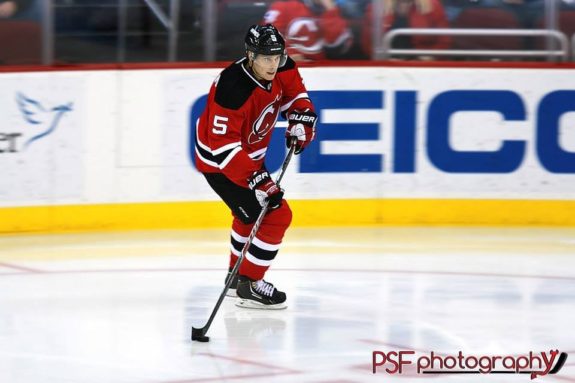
[248,96,281,144]
[287,18,322,55]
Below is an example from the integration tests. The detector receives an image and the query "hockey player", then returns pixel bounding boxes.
[194,24,317,309]
[262,0,353,61]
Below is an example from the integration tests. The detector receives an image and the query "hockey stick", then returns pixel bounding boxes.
[192,141,297,342]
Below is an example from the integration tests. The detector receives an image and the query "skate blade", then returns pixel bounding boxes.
[225,288,237,298]
[235,299,287,310]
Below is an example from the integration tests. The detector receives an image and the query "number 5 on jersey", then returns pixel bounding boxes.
[213,115,228,135]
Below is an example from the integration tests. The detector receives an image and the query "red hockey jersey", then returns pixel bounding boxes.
[195,57,313,187]
[263,0,352,60]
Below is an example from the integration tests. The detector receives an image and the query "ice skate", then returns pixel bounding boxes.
[235,275,287,310]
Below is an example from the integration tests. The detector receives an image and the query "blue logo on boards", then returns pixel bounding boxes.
[0,93,74,153]
[190,90,575,174]
[17,93,74,150]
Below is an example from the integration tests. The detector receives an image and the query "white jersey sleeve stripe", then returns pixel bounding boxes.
[195,146,219,168]
[212,141,242,155]
[218,146,242,170]
[280,92,310,112]
[248,147,267,159]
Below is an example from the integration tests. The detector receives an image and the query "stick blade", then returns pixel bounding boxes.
[191,327,210,342]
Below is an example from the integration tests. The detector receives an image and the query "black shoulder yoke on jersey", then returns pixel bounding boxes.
[277,57,296,73]
[214,61,257,110]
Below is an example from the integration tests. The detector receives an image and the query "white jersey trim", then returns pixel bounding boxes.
[219,146,242,169]
[280,92,310,112]
[239,57,268,90]
[212,141,242,155]
[195,146,219,168]
[248,147,267,161]
[196,117,244,169]
[196,118,241,156]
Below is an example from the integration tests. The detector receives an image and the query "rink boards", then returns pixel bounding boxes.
[0,63,574,231]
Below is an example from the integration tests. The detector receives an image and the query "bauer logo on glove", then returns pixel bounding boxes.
[288,112,316,124]
[247,169,284,208]
[247,170,270,190]
[286,109,317,155]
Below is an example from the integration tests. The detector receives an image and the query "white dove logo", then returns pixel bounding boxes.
[16,92,73,150]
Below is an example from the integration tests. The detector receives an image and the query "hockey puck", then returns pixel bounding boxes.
[191,327,210,342]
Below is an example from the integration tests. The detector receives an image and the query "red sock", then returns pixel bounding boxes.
[231,201,292,280]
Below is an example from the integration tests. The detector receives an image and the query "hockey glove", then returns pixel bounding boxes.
[286,109,317,154]
[247,169,284,208]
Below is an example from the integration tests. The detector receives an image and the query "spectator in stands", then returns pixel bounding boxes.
[499,0,544,51]
[501,0,541,28]
[334,0,372,18]
[361,0,451,60]
[262,0,353,61]
[0,0,33,19]
[0,0,40,65]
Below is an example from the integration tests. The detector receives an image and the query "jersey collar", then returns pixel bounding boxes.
[238,57,273,92]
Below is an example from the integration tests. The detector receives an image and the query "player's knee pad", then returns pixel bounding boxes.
[264,200,292,231]
[232,217,254,237]
[256,203,292,245]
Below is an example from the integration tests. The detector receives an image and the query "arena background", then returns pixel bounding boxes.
[1,2,575,383]
[1,61,574,232]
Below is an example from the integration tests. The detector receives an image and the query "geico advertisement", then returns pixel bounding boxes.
[2,67,574,207]
[161,67,575,201]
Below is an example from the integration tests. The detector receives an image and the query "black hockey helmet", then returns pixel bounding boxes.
[245,24,287,67]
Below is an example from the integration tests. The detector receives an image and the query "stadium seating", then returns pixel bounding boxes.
[0,21,42,65]
[450,6,522,51]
